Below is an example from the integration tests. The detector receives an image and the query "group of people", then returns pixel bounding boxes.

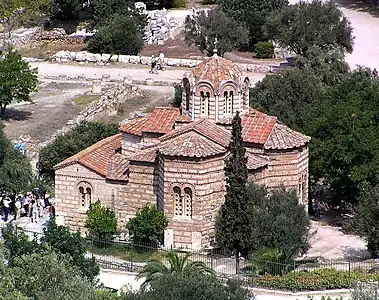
[0,190,55,223]
[150,51,165,74]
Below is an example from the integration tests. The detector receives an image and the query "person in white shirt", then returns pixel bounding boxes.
[31,199,39,223]
[2,197,11,222]
[159,51,165,70]
[15,198,22,220]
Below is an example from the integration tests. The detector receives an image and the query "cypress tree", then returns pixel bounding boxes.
[215,112,251,272]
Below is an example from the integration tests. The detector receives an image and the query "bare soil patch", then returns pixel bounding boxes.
[18,40,86,59]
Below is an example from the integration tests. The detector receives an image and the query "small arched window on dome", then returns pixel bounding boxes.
[200,91,209,117]
[224,91,234,115]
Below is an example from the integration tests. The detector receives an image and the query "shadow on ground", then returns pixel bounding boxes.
[2,107,33,121]
[337,0,379,18]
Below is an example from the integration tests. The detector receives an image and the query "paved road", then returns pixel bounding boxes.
[30,62,267,85]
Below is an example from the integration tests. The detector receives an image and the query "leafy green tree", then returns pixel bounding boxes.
[125,273,253,300]
[215,112,251,269]
[0,51,38,119]
[249,67,323,132]
[0,251,97,300]
[308,68,379,204]
[353,182,379,257]
[50,0,85,20]
[219,0,287,47]
[126,205,168,247]
[0,0,50,40]
[184,8,249,56]
[87,14,144,55]
[137,251,216,289]
[0,126,33,194]
[38,121,119,182]
[264,0,354,56]
[85,200,117,241]
[248,184,310,261]
[41,219,100,281]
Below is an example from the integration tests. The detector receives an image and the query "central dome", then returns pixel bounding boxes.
[190,55,244,91]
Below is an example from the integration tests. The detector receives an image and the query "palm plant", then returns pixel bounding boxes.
[137,251,216,288]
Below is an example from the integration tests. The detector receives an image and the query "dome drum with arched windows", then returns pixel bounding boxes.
[181,55,250,122]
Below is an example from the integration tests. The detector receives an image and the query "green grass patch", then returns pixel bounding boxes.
[73,94,100,105]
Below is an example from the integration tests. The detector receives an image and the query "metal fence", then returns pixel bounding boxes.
[3,224,379,281]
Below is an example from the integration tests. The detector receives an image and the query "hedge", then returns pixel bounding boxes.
[251,268,379,292]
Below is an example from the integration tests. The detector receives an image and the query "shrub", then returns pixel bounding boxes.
[252,268,379,292]
[173,84,183,108]
[85,200,117,241]
[254,42,274,59]
[51,0,84,21]
[87,14,144,55]
[126,205,168,247]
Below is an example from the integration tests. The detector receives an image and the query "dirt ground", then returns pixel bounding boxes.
[2,82,175,144]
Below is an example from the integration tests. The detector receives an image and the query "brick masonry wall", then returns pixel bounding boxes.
[160,155,225,248]
[55,163,124,231]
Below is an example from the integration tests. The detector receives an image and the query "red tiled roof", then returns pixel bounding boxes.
[129,147,158,163]
[107,153,129,181]
[160,118,231,148]
[247,153,269,170]
[190,56,244,90]
[175,114,192,123]
[159,131,227,158]
[119,117,147,137]
[265,123,310,150]
[54,134,122,176]
[120,108,180,136]
[242,112,277,144]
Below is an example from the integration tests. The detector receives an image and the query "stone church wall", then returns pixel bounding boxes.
[160,155,225,248]
[55,163,119,231]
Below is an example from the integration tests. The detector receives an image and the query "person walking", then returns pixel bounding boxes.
[31,199,39,223]
[158,51,165,71]
[150,55,157,74]
[15,196,22,220]
[2,196,11,222]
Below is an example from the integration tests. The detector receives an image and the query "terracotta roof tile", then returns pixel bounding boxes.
[119,117,147,136]
[54,134,122,176]
[190,56,244,90]
[242,112,277,144]
[129,147,158,163]
[175,114,192,123]
[120,108,180,136]
[107,153,129,181]
[160,118,231,148]
[159,131,227,157]
[247,153,269,170]
[265,123,310,150]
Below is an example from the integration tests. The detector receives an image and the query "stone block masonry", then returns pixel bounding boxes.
[52,50,287,74]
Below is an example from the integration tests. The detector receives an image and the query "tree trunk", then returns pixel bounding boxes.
[0,105,6,120]
[235,251,240,274]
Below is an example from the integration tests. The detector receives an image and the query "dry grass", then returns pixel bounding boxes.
[72,93,100,105]
[18,40,86,59]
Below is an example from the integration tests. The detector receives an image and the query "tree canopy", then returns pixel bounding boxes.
[184,8,249,57]
[219,0,288,46]
[38,121,119,182]
[264,0,354,56]
[0,126,33,194]
[0,51,38,119]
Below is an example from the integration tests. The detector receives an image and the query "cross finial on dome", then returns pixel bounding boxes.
[213,38,218,57]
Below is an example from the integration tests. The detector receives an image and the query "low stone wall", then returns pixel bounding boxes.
[52,50,286,73]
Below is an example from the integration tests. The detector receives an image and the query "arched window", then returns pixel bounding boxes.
[173,186,193,218]
[183,79,190,111]
[173,186,182,216]
[78,183,92,209]
[224,90,234,115]
[184,187,192,217]
[200,91,209,117]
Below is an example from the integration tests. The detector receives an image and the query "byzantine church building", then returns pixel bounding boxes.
[54,52,310,249]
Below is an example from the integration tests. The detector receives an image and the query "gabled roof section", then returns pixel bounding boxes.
[54,134,122,177]
[247,153,269,170]
[242,110,277,144]
[120,107,180,136]
[159,131,227,158]
[129,147,158,163]
[265,123,310,150]
[160,118,231,148]
[107,153,129,181]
